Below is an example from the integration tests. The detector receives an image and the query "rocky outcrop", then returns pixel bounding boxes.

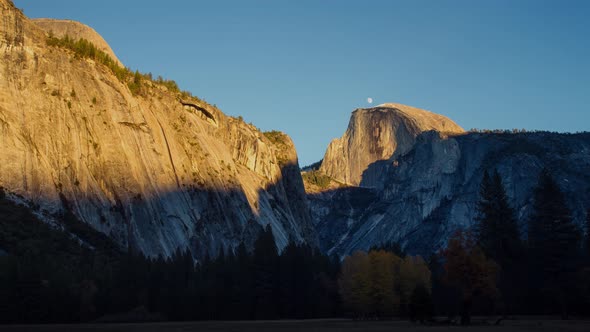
[319,103,463,187]
[312,102,590,258]
[32,18,123,66]
[0,0,316,259]
[312,128,590,258]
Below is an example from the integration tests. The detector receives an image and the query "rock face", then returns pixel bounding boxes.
[0,0,316,259]
[311,106,590,258]
[32,18,123,67]
[319,103,464,188]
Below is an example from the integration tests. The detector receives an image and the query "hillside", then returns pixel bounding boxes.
[0,0,316,259]
[310,105,590,257]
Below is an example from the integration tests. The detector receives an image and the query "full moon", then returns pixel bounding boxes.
[367,97,373,104]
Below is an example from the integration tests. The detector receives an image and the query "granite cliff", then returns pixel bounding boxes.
[319,103,464,188]
[0,0,316,258]
[310,106,590,258]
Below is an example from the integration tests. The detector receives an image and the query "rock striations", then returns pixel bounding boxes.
[319,103,463,187]
[0,0,316,259]
[3,0,589,261]
[310,104,590,258]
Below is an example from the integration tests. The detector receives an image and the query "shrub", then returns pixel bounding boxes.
[263,130,286,145]
[302,170,332,189]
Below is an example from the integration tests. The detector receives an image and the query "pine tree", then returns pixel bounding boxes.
[476,170,522,267]
[476,170,494,249]
[253,225,279,319]
[528,169,581,318]
[586,208,590,264]
[529,169,580,275]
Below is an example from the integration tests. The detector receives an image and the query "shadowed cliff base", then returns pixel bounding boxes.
[311,131,590,258]
[1,159,316,261]
[0,188,339,323]
[0,0,316,259]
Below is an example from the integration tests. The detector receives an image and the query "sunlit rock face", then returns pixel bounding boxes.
[0,0,317,258]
[311,105,590,258]
[319,103,464,188]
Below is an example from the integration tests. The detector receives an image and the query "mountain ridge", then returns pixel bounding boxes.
[309,106,590,257]
[319,103,464,187]
[0,0,317,259]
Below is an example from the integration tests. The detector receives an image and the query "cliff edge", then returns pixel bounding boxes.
[319,103,464,187]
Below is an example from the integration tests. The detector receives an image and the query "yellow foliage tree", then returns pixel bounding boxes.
[399,255,431,313]
[340,250,409,317]
[443,230,499,325]
[338,251,371,316]
[368,250,401,316]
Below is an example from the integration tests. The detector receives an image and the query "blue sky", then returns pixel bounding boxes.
[16,0,590,166]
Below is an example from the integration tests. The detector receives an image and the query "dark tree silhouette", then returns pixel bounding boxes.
[586,208,590,263]
[528,169,581,319]
[0,190,341,323]
[476,170,522,266]
[252,225,279,319]
[442,230,498,325]
[409,283,433,323]
[476,170,524,315]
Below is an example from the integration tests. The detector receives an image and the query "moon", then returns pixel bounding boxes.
[367,97,373,104]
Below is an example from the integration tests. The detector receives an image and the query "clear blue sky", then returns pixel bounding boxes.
[16,0,590,166]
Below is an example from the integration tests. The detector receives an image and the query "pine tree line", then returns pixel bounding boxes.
[446,167,590,321]
[0,203,341,324]
[1,167,590,324]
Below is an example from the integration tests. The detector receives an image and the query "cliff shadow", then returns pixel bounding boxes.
[0,161,314,261]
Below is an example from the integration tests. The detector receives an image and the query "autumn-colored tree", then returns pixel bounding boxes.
[368,250,400,316]
[339,249,435,319]
[339,250,406,318]
[443,230,499,325]
[398,255,431,315]
[338,251,371,317]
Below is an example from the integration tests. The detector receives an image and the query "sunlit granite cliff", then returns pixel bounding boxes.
[0,0,317,258]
